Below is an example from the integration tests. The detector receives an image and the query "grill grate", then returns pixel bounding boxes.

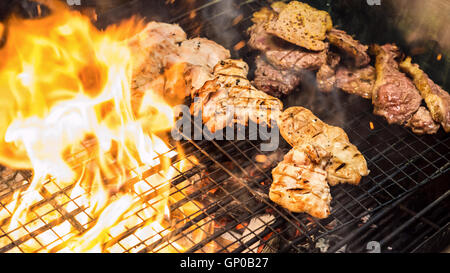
[0,0,449,253]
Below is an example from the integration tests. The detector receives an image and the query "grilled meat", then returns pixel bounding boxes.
[248,21,327,71]
[252,55,302,97]
[327,51,342,68]
[129,22,187,90]
[279,107,369,185]
[316,52,341,93]
[129,23,230,103]
[327,28,371,68]
[270,144,332,218]
[265,1,332,51]
[400,57,450,132]
[192,59,283,133]
[371,44,422,125]
[406,106,440,135]
[178,38,231,70]
[179,38,231,97]
[335,66,375,99]
[316,64,336,93]
[265,47,328,72]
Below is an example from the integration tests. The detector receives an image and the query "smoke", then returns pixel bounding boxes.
[391,0,450,51]
[199,0,245,57]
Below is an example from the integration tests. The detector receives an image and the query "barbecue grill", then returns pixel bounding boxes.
[0,0,448,253]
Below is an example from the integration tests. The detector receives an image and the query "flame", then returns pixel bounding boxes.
[0,1,212,252]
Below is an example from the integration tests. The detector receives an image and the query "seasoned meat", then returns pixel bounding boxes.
[315,52,341,93]
[316,64,336,93]
[247,23,282,52]
[184,65,214,96]
[400,57,450,132]
[252,55,302,97]
[129,23,231,104]
[335,66,375,99]
[265,1,332,51]
[265,48,328,72]
[128,22,187,89]
[248,22,327,71]
[406,106,440,135]
[371,44,422,125]
[178,38,231,69]
[178,38,230,97]
[270,144,332,218]
[192,59,283,133]
[327,28,371,68]
[279,107,369,185]
[327,51,342,68]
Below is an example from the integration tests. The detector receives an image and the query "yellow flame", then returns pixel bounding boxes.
[0,1,213,253]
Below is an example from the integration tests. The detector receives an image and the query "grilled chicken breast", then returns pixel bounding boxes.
[279,107,369,185]
[270,144,332,218]
[192,59,283,133]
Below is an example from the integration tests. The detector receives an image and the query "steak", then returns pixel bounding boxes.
[316,64,336,93]
[327,28,371,68]
[248,22,327,71]
[252,55,302,97]
[371,44,422,125]
[335,66,375,99]
[406,106,440,135]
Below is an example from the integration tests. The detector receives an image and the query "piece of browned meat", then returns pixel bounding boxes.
[279,107,369,186]
[327,28,371,68]
[248,23,328,71]
[252,56,302,97]
[192,59,283,133]
[265,1,332,51]
[316,64,336,92]
[406,106,440,135]
[371,44,422,125]
[315,52,341,93]
[265,48,328,72]
[335,66,375,99]
[270,144,332,218]
[400,57,450,132]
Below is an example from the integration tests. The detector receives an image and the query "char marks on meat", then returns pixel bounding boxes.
[335,66,375,99]
[248,19,328,72]
[400,57,450,132]
[327,28,371,68]
[192,59,283,133]
[253,56,302,97]
[371,44,422,125]
[279,107,369,186]
[270,144,332,218]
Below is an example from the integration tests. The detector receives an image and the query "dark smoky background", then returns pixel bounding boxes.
[0,0,448,128]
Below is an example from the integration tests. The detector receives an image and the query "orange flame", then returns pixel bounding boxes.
[0,1,212,252]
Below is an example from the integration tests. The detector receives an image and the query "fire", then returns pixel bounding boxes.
[0,1,211,252]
